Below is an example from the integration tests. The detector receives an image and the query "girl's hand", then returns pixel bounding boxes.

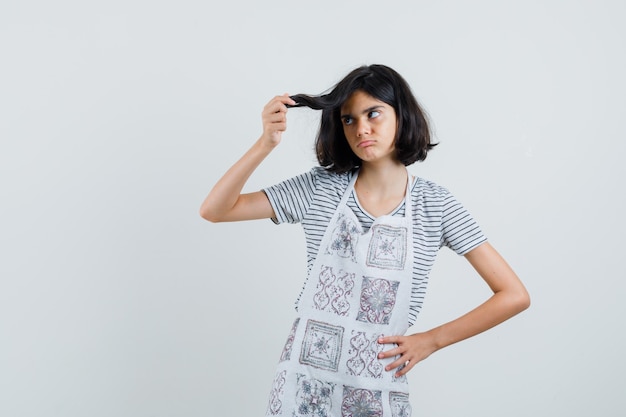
[261,94,296,147]
[377,333,438,377]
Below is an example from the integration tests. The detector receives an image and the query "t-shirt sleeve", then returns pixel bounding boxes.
[440,189,487,255]
[262,168,318,224]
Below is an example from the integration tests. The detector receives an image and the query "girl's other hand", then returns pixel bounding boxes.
[377,333,438,377]
[261,94,296,147]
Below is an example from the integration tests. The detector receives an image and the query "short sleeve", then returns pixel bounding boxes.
[263,168,318,224]
[440,190,487,255]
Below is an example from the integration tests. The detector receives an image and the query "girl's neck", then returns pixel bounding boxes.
[353,161,409,217]
[356,160,407,192]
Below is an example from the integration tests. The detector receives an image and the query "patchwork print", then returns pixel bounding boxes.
[300,320,344,372]
[266,370,286,415]
[313,266,355,316]
[341,386,383,417]
[356,277,400,325]
[389,392,412,417]
[367,225,407,270]
[293,374,335,417]
[325,212,360,262]
[279,318,300,362]
[346,330,384,378]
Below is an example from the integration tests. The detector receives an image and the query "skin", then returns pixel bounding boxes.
[200,91,530,377]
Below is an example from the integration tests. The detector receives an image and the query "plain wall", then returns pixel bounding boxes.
[1,0,625,416]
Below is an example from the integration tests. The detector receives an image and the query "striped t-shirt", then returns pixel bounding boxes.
[263,166,487,326]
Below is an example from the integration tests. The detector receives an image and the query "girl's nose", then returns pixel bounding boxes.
[356,119,370,137]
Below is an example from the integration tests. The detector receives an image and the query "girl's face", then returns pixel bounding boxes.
[340,90,398,166]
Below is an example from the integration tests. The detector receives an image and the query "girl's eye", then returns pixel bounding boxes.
[342,116,353,125]
[368,110,380,119]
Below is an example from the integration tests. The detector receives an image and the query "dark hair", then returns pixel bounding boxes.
[289,64,435,173]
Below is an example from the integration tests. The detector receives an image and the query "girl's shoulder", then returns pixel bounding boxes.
[309,166,352,181]
[308,166,353,196]
[410,175,452,198]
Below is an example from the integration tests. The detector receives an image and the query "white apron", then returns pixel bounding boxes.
[266,169,414,417]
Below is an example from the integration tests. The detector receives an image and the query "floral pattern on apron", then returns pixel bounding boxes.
[267,169,414,417]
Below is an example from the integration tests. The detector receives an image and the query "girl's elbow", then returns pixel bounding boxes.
[199,206,222,223]
[514,288,531,313]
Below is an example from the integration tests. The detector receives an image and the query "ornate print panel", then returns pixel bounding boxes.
[367,225,408,270]
[356,277,400,325]
[389,392,412,417]
[279,318,300,362]
[299,320,344,372]
[325,212,360,262]
[293,374,335,417]
[345,330,384,379]
[313,266,355,317]
[341,385,383,417]
[266,370,287,416]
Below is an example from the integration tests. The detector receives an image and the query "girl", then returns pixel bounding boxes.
[200,64,530,417]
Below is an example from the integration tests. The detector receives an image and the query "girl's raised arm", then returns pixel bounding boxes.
[199,94,296,222]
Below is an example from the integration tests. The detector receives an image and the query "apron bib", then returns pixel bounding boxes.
[266,169,414,417]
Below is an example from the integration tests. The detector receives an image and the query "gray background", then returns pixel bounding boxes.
[1,0,625,416]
